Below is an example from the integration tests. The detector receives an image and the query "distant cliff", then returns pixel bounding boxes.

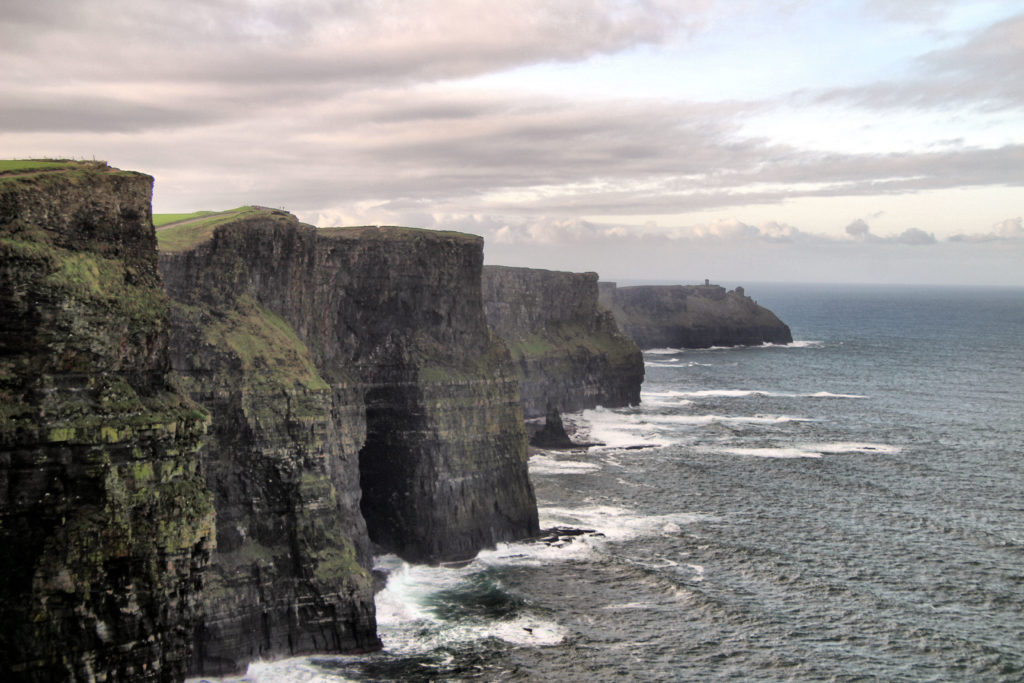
[482,266,643,418]
[0,161,214,681]
[598,282,793,349]
[158,212,538,672]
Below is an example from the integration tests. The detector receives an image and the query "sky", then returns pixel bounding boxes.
[2,0,1023,285]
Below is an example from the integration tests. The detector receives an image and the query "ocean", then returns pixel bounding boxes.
[205,284,1024,682]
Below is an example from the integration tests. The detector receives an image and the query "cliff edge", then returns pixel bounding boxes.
[598,282,792,349]
[482,266,643,418]
[0,161,214,681]
[159,214,539,567]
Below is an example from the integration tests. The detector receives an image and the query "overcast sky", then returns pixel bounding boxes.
[3,0,1022,285]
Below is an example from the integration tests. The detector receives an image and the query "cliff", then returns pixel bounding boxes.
[158,214,539,567]
[164,290,379,675]
[0,161,214,681]
[598,282,793,349]
[482,266,643,418]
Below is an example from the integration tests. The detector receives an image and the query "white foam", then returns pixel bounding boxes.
[713,441,901,459]
[579,408,675,450]
[645,361,685,368]
[722,446,822,458]
[186,657,358,683]
[645,413,813,426]
[661,388,867,399]
[528,455,601,475]
[809,441,902,455]
[601,601,654,610]
[371,555,567,654]
[644,347,685,355]
[539,504,708,543]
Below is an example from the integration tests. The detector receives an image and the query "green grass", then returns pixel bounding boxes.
[152,211,216,227]
[0,159,83,173]
[318,225,479,242]
[205,295,330,392]
[156,206,267,252]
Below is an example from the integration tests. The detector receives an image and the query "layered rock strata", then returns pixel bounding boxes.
[482,266,643,418]
[0,162,214,681]
[164,294,380,675]
[598,282,793,349]
[159,216,539,572]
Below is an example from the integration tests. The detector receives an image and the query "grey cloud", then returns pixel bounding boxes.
[895,227,936,245]
[949,217,1024,243]
[6,80,1015,221]
[1,0,698,88]
[817,13,1024,111]
[845,219,872,239]
[0,95,222,133]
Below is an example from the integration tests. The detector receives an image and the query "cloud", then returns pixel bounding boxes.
[845,219,873,240]
[895,227,936,245]
[0,0,702,89]
[818,13,1024,112]
[949,217,1024,243]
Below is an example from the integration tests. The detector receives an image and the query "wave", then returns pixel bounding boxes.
[713,441,901,459]
[644,413,813,426]
[578,408,676,451]
[371,555,567,656]
[538,504,710,544]
[644,340,823,353]
[721,446,823,459]
[575,407,813,452]
[529,455,602,475]
[810,441,902,455]
[199,658,357,683]
[653,388,867,399]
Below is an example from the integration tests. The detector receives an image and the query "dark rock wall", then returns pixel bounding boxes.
[482,266,644,418]
[165,295,379,676]
[0,164,214,682]
[160,218,538,570]
[598,282,793,349]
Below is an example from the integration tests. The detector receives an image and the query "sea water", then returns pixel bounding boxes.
[204,284,1024,682]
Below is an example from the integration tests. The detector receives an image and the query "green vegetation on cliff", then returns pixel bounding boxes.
[0,160,215,682]
[155,206,282,252]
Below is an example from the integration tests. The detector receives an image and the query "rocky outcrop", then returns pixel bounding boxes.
[482,266,643,418]
[0,162,214,681]
[159,216,538,572]
[598,282,792,349]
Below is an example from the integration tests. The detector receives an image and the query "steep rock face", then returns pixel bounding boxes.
[0,162,214,682]
[164,294,379,676]
[159,216,538,569]
[482,266,643,418]
[598,282,793,349]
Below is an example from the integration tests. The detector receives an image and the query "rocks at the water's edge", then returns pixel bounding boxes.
[159,213,539,673]
[482,266,644,418]
[598,281,793,349]
[0,161,214,681]
[527,405,604,450]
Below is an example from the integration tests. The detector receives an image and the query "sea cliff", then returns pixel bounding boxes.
[158,212,538,671]
[482,266,643,418]
[0,161,214,681]
[598,282,793,349]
